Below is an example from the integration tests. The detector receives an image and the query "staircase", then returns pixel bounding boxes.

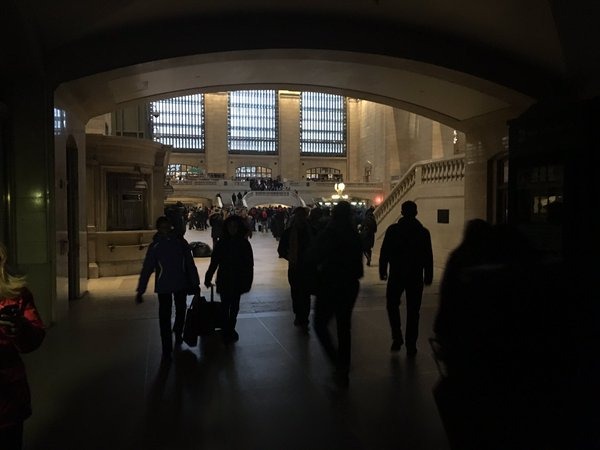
[374,155,466,241]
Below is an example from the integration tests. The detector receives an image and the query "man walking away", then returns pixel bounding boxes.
[379,200,433,357]
[307,201,363,388]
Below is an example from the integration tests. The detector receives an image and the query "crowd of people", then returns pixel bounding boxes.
[144,201,381,387]
[139,198,584,448]
[248,177,287,191]
[0,194,580,449]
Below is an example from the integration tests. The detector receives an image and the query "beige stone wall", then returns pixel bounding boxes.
[279,92,301,181]
[204,93,228,175]
[85,113,111,135]
[464,123,508,221]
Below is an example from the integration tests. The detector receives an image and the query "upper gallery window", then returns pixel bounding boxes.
[150,94,205,152]
[300,93,346,156]
[305,167,343,181]
[166,164,201,180]
[228,90,278,154]
[235,166,273,180]
[54,108,66,135]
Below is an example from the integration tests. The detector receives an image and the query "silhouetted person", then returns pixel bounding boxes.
[360,206,377,266]
[0,243,45,450]
[432,223,572,450]
[231,193,237,205]
[271,207,286,241]
[277,207,315,329]
[204,215,254,344]
[307,201,363,387]
[379,200,432,356]
[308,207,324,234]
[136,216,200,360]
[434,219,493,355]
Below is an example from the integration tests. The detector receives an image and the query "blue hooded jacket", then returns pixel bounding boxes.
[137,233,199,294]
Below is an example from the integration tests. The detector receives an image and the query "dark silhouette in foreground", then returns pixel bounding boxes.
[431,221,590,450]
[307,201,363,388]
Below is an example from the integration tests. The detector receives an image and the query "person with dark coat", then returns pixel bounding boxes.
[308,207,323,234]
[379,200,433,356]
[431,223,572,450]
[433,219,494,359]
[307,201,363,388]
[204,215,254,344]
[0,243,45,450]
[231,193,237,206]
[359,206,377,266]
[277,207,315,329]
[271,207,286,241]
[136,216,200,360]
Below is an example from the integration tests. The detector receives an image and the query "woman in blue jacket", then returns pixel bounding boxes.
[136,216,200,359]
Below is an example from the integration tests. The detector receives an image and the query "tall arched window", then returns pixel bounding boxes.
[228,90,278,154]
[300,93,346,156]
[306,167,342,182]
[235,166,272,180]
[150,94,205,152]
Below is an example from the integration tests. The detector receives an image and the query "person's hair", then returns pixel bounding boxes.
[293,207,308,219]
[309,207,322,220]
[462,219,492,246]
[401,200,418,217]
[155,216,171,229]
[222,214,248,239]
[0,243,27,298]
[332,201,353,221]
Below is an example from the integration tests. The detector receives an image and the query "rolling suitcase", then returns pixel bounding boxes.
[197,286,225,336]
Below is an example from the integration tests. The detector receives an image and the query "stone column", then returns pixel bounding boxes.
[279,92,300,181]
[7,75,56,324]
[464,122,508,222]
[204,93,228,176]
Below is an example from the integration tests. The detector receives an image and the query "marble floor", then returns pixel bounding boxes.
[21,228,450,450]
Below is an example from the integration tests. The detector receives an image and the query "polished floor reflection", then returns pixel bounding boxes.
[22,229,449,450]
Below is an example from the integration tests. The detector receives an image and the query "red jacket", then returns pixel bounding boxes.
[0,288,45,429]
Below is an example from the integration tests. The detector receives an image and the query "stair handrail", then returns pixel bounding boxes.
[374,154,465,224]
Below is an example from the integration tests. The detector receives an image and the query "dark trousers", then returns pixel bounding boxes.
[0,422,23,450]
[288,268,311,324]
[386,278,424,348]
[314,280,359,375]
[220,291,241,334]
[158,291,187,353]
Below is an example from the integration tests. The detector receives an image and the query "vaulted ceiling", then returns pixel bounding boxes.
[4,0,600,128]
